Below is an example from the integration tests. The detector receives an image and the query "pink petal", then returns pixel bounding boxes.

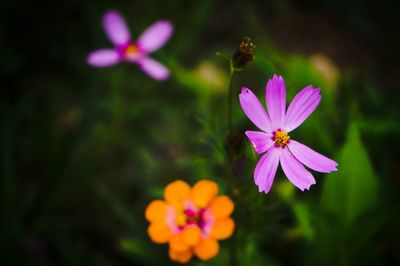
[254,148,280,193]
[280,148,316,191]
[87,49,120,67]
[239,87,273,133]
[265,75,286,129]
[103,10,131,46]
[137,57,169,80]
[288,140,338,173]
[137,20,173,53]
[284,85,321,132]
[245,131,274,154]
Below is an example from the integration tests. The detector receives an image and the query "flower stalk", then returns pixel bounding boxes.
[219,38,255,266]
[222,37,255,135]
[227,68,235,134]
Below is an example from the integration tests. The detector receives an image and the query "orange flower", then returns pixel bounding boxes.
[145,180,235,263]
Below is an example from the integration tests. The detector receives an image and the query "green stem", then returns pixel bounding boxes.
[227,66,235,134]
[226,64,239,266]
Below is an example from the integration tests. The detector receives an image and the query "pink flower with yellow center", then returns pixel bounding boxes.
[145,180,235,263]
[239,74,338,193]
[87,10,173,81]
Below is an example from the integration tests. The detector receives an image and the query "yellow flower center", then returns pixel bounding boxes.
[176,212,187,227]
[125,44,139,56]
[273,129,290,147]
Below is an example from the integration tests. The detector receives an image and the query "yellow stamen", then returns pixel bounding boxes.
[274,130,290,147]
[125,44,139,55]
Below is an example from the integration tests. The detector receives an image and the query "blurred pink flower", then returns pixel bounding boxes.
[239,74,338,193]
[87,10,173,81]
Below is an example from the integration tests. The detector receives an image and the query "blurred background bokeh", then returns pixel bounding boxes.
[1,0,400,265]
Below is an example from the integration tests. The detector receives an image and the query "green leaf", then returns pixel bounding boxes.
[292,202,314,240]
[119,238,145,257]
[215,51,231,65]
[320,122,378,224]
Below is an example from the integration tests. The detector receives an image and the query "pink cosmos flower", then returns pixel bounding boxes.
[87,10,173,81]
[239,74,338,193]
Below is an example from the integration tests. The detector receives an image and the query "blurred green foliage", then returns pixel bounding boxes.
[321,122,378,224]
[1,0,400,265]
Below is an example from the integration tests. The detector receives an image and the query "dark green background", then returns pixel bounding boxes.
[1,0,399,265]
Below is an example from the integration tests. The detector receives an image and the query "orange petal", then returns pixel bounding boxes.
[211,218,235,240]
[169,248,193,264]
[169,233,190,253]
[164,180,191,207]
[145,200,167,222]
[209,195,234,219]
[194,237,220,261]
[182,225,201,247]
[192,180,218,208]
[147,222,171,243]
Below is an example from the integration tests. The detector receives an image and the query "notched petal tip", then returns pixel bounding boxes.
[266,74,287,129]
[284,85,322,132]
[240,86,250,94]
[257,182,273,194]
[310,87,322,99]
[302,180,316,191]
[244,130,251,139]
[309,86,321,98]
[257,185,268,194]
[288,140,338,173]
[239,86,273,133]
[271,74,283,82]
[330,163,339,172]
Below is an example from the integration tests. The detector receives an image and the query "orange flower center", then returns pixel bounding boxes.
[273,129,290,147]
[125,44,139,56]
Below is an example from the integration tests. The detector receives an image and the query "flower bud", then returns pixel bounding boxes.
[232,37,255,69]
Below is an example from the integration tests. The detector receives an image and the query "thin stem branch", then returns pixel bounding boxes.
[227,66,235,134]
